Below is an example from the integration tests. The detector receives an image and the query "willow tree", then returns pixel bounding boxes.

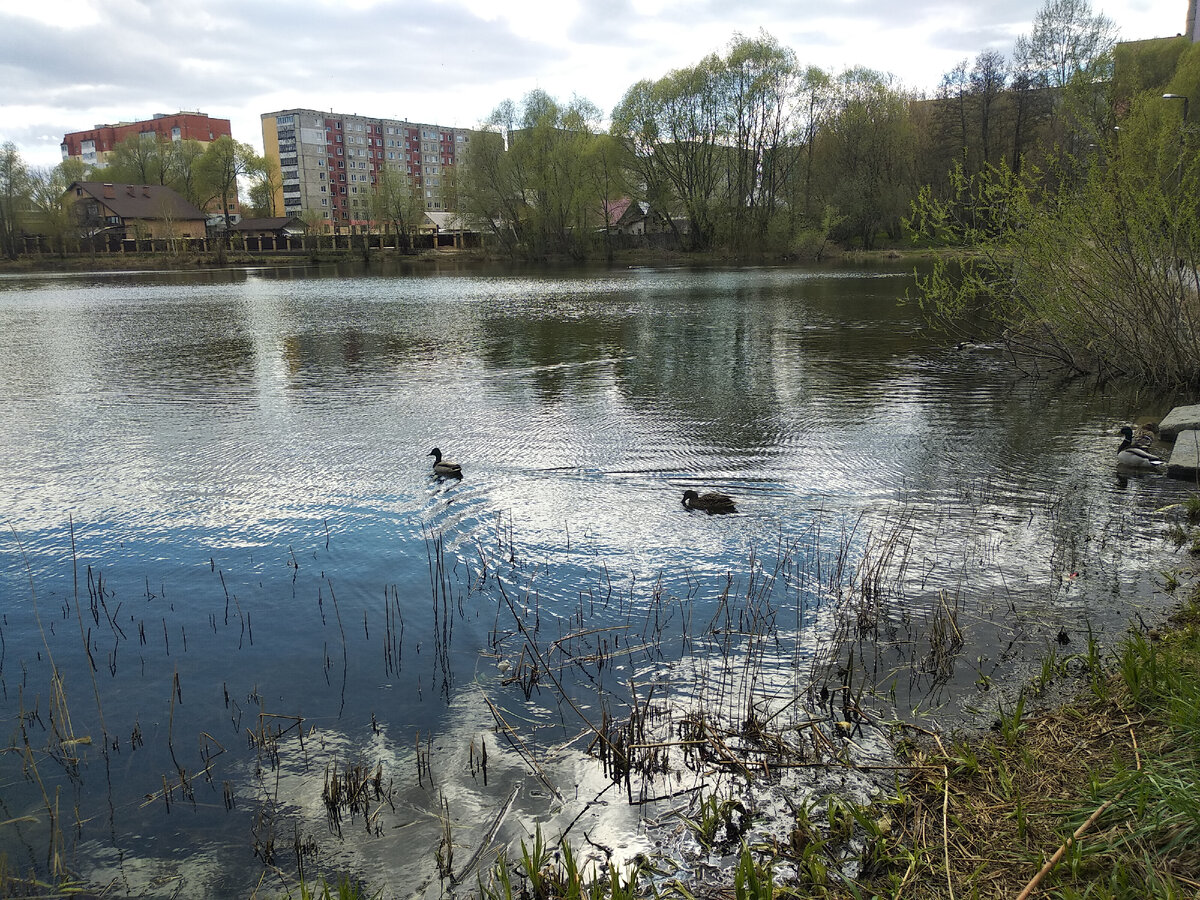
[612,54,726,250]
[370,166,425,251]
[27,159,89,256]
[0,142,30,258]
[815,68,917,249]
[718,32,802,250]
[459,90,609,258]
[195,136,266,234]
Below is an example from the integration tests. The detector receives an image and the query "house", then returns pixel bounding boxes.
[229,217,308,239]
[67,182,208,240]
[601,198,650,235]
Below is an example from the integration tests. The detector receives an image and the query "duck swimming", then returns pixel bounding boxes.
[428,447,463,478]
[682,489,737,514]
[1116,426,1164,468]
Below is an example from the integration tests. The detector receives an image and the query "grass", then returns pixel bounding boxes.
[834,589,1200,900]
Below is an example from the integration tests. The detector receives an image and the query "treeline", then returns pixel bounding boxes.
[457,0,1141,259]
[0,135,276,258]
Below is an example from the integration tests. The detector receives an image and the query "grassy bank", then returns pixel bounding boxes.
[453,590,1200,900]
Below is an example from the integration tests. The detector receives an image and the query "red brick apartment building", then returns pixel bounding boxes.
[61,111,233,165]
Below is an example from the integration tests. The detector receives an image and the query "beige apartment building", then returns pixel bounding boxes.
[261,108,472,233]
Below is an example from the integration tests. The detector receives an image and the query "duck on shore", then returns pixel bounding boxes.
[682,489,737,514]
[428,447,462,478]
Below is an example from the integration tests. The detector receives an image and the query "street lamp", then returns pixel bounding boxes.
[1163,93,1189,121]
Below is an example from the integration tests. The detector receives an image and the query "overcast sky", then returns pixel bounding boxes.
[0,0,1189,169]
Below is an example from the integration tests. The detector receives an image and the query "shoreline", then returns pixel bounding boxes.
[0,245,956,276]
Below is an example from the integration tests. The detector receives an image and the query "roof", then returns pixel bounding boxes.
[603,198,633,227]
[69,182,206,221]
[424,211,466,230]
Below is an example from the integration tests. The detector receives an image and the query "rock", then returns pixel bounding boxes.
[1158,404,1200,440]
[1167,429,1200,479]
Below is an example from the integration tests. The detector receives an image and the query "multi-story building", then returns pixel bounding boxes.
[261,108,472,232]
[61,111,233,166]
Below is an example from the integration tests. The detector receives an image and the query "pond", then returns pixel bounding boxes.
[0,260,1190,897]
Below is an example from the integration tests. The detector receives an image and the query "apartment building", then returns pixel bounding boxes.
[62,111,233,166]
[261,108,472,232]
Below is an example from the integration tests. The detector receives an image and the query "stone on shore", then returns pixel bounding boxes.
[1167,429,1200,479]
[1158,404,1200,440]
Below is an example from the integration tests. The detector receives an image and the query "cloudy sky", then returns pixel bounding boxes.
[0,0,1189,169]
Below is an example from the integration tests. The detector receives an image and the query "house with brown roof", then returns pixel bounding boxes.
[66,181,208,241]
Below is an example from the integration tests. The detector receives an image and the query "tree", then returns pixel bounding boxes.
[971,51,1008,168]
[719,31,801,250]
[0,142,31,258]
[458,126,523,254]
[459,90,610,258]
[195,136,266,236]
[612,55,727,251]
[1024,0,1118,150]
[246,156,281,218]
[1026,0,1116,90]
[370,166,425,252]
[1007,35,1051,174]
[100,134,165,185]
[27,162,83,256]
[816,68,917,248]
[796,66,835,228]
[909,91,1200,387]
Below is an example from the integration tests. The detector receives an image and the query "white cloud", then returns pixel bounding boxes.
[0,0,1188,169]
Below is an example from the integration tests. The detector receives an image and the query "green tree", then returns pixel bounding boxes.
[816,68,917,249]
[458,126,523,254]
[195,136,265,236]
[612,58,726,251]
[796,66,835,228]
[370,166,425,251]
[719,31,801,251]
[27,162,83,256]
[246,156,281,218]
[99,133,165,185]
[909,90,1200,387]
[460,90,609,258]
[0,142,31,258]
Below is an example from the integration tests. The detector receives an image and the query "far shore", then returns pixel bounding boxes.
[0,244,958,276]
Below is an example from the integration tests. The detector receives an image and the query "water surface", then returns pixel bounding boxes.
[0,262,1188,896]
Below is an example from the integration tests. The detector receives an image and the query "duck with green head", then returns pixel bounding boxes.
[428,447,463,478]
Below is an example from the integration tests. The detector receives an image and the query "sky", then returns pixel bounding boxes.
[0,0,1190,169]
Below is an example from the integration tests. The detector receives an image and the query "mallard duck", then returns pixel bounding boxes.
[682,489,737,514]
[428,447,462,478]
[1117,426,1164,468]
[1130,422,1159,449]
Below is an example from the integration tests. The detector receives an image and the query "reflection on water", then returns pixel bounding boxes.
[0,262,1191,896]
